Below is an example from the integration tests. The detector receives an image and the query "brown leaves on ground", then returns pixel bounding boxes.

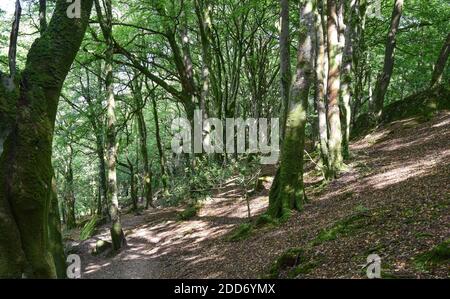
[75,112,450,279]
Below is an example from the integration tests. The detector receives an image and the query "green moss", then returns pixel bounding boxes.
[313,210,370,245]
[414,239,450,271]
[268,248,306,279]
[288,260,319,278]
[255,214,278,228]
[227,223,253,242]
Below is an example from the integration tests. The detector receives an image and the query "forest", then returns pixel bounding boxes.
[0,0,449,280]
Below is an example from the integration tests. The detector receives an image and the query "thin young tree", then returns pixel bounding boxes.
[280,0,292,138]
[94,0,126,251]
[372,0,404,121]
[430,32,450,89]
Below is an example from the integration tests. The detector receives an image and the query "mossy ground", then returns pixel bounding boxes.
[266,248,318,278]
[414,239,450,271]
[313,209,371,245]
[227,223,253,242]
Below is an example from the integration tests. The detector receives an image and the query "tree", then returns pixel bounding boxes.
[267,0,316,220]
[94,0,127,251]
[326,0,344,178]
[0,0,94,278]
[430,32,450,89]
[340,0,357,159]
[372,0,404,121]
[314,0,330,177]
[280,0,292,138]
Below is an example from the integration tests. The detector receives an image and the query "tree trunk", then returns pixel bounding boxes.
[0,0,94,278]
[326,0,344,178]
[372,0,404,121]
[314,0,330,177]
[64,148,76,230]
[340,0,357,159]
[430,32,450,89]
[267,0,315,220]
[280,0,292,139]
[48,176,66,278]
[132,80,155,209]
[95,0,127,251]
[151,95,169,194]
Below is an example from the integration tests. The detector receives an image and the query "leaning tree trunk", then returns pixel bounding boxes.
[0,0,94,278]
[372,0,404,121]
[430,32,450,89]
[267,0,316,220]
[326,0,344,178]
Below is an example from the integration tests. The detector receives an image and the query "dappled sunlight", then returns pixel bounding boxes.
[74,112,450,279]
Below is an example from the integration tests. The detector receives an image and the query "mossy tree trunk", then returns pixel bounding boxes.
[268,0,316,220]
[326,0,344,178]
[0,0,94,278]
[95,0,127,251]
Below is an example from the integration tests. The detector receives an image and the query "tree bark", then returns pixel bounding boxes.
[64,145,76,229]
[340,0,357,159]
[151,94,168,194]
[326,0,344,178]
[268,0,315,220]
[280,0,292,139]
[132,80,154,209]
[372,0,404,121]
[48,175,66,278]
[0,0,94,278]
[430,32,450,89]
[314,0,330,177]
[95,0,126,251]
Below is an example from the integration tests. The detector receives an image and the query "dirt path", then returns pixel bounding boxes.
[74,112,450,279]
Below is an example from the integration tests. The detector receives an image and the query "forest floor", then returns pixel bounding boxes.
[70,111,450,279]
